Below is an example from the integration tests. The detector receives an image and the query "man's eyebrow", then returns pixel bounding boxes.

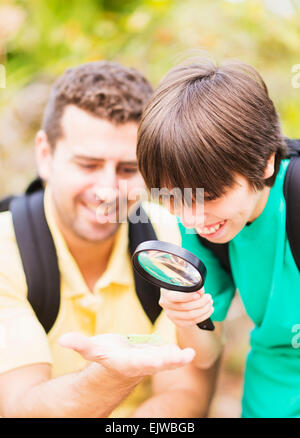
[72,154,105,161]
[72,155,137,165]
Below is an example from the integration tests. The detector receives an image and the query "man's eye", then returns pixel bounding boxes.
[78,163,98,170]
[118,167,138,174]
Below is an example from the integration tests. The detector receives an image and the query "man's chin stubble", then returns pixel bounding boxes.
[74,222,121,244]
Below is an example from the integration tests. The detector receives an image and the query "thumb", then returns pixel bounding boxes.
[59,332,90,354]
[196,287,205,297]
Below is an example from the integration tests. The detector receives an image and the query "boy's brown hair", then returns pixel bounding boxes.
[137,58,288,200]
[42,61,153,148]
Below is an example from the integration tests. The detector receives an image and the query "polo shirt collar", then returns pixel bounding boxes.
[94,222,133,290]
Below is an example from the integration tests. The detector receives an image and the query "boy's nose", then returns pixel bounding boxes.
[180,205,205,229]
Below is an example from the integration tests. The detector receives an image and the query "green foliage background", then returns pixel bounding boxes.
[0,0,300,195]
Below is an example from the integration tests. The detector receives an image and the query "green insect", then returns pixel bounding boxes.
[126,333,162,345]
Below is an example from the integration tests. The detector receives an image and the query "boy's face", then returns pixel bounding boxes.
[170,174,271,243]
[36,105,145,243]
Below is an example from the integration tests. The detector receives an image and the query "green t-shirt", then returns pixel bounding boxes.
[179,159,300,418]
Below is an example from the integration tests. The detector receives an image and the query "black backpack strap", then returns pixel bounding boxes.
[196,235,232,277]
[25,177,44,194]
[0,196,16,212]
[284,138,300,272]
[128,205,162,324]
[10,191,60,333]
[0,178,44,213]
[285,137,300,157]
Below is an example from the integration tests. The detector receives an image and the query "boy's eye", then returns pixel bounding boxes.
[204,194,216,202]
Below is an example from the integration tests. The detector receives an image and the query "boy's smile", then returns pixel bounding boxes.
[170,173,273,243]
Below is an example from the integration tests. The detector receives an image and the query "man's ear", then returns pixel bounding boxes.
[264,153,275,179]
[35,130,53,182]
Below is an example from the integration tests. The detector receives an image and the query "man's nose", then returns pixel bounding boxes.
[93,163,118,202]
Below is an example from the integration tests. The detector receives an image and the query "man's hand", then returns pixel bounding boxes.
[59,332,195,378]
[159,287,214,327]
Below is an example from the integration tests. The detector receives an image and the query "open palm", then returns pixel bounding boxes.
[59,332,195,378]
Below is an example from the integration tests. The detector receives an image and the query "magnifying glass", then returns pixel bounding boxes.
[132,240,215,331]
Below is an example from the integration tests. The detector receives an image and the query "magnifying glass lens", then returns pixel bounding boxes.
[137,251,201,287]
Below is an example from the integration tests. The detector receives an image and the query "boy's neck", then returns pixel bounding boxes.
[248,185,271,223]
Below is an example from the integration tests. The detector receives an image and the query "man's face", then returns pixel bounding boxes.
[170,175,271,243]
[37,105,145,242]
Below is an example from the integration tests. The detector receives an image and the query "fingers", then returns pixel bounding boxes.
[160,289,212,311]
[168,346,195,365]
[59,332,196,378]
[160,288,203,303]
[129,344,196,375]
[164,308,214,328]
[59,332,127,362]
[156,346,195,370]
[166,303,213,323]
[58,332,108,362]
[159,288,214,327]
[59,332,90,353]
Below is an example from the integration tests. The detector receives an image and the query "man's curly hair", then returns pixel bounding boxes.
[42,61,153,148]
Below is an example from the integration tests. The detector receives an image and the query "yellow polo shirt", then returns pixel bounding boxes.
[0,187,181,417]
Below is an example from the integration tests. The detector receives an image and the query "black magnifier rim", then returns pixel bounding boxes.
[132,240,207,292]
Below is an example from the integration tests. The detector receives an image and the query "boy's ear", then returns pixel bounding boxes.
[264,153,275,179]
[35,130,53,182]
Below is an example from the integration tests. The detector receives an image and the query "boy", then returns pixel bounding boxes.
[137,58,300,418]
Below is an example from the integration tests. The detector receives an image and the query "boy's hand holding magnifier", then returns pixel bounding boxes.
[159,287,214,329]
[132,241,220,369]
[132,240,215,331]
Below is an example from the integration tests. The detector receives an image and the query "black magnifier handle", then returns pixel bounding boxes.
[197,318,215,331]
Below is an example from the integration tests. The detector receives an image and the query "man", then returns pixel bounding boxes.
[0,61,218,418]
[137,58,300,418]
